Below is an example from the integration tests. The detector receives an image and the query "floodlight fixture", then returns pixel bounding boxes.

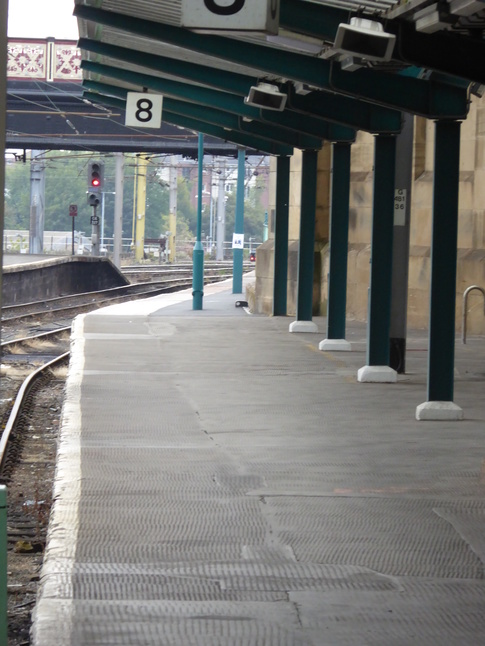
[244,83,287,111]
[322,18,396,63]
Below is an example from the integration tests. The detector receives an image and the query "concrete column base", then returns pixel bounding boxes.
[357,365,397,383]
[415,401,463,421]
[289,320,319,334]
[319,338,352,352]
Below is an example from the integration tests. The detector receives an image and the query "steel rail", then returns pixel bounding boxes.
[2,275,232,323]
[1,326,72,353]
[0,352,70,474]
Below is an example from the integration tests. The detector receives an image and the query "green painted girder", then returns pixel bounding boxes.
[280,0,348,42]
[328,65,467,120]
[83,78,322,149]
[73,3,468,119]
[78,38,372,135]
[281,0,484,86]
[81,60,354,145]
[83,90,126,111]
[287,88,399,135]
[77,37,253,96]
[82,90,293,157]
[163,111,293,157]
[393,22,485,85]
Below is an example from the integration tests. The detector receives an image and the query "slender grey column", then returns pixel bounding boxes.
[416,120,463,421]
[216,158,225,261]
[273,155,290,316]
[29,151,45,254]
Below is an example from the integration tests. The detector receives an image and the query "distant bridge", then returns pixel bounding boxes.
[6,38,242,156]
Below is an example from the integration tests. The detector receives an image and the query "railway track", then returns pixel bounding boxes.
[0,327,69,644]
[1,271,233,340]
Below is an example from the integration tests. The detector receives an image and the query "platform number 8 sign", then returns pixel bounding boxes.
[125,92,163,129]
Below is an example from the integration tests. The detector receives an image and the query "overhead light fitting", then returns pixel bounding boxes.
[322,17,396,63]
[244,83,287,111]
[413,3,454,33]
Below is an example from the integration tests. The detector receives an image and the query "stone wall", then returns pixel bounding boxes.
[254,95,485,335]
[2,256,128,305]
[255,146,332,316]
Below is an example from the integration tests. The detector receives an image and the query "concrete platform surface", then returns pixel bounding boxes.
[2,253,65,266]
[32,278,485,645]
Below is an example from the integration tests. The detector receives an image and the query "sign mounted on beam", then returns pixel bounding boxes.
[125,92,163,129]
[181,0,280,34]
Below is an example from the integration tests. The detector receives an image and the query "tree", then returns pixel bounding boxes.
[4,160,30,229]
[176,177,197,236]
[3,152,195,249]
[224,175,267,242]
[145,170,169,238]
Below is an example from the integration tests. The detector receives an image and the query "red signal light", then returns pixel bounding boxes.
[91,178,100,187]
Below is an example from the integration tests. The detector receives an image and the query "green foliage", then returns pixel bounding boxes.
[3,152,172,243]
[224,175,267,242]
[4,161,30,229]
[176,177,197,234]
[43,152,96,233]
[146,169,169,238]
[4,152,238,247]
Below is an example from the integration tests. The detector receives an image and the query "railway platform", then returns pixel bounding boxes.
[32,275,485,645]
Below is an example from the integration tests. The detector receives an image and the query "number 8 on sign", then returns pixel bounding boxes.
[125,92,163,129]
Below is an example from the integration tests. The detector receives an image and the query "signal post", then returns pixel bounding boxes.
[87,160,105,256]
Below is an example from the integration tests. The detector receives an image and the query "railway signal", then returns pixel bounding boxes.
[87,160,104,206]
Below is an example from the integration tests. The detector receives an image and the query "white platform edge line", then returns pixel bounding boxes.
[31,314,85,644]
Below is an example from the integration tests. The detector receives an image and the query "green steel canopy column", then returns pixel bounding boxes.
[192,133,204,310]
[416,121,463,421]
[273,155,291,316]
[389,113,414,373]
[289,150,319,334]
[358,135,398,383]
[319,142,352,352]
[233,148,245,294]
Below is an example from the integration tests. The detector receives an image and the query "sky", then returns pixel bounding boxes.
[8,0,79,39]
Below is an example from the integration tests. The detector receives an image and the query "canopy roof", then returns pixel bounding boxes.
[74,0,484,155]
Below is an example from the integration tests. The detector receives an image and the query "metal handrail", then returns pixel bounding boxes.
[462,285,485,344]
